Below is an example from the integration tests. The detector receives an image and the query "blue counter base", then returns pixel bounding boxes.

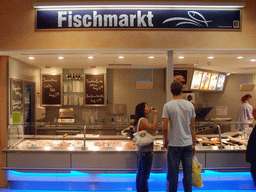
[4,170,256,191]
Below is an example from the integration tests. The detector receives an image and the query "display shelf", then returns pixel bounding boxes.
[62,69,84,106]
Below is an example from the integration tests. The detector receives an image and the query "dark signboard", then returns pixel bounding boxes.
[174,70,188,90]
[42,74,62,106]
[10,79,23,111]
[85,74,106,106]
[37,9,241,30]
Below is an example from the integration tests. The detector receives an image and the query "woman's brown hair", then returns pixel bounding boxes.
[133,102,146,128]
[241,94,252,103]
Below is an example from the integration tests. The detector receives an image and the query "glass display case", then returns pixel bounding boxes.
[5,123,166,154]
[3,123,165,173]
[2,121,252,173]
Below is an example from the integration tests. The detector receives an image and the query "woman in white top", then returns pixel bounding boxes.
[237,94,254,131]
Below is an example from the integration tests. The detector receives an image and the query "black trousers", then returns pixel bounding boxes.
[251,163,256,187]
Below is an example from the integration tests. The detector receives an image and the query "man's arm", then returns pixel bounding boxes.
[190,117,196,155]
[162,118,169,148]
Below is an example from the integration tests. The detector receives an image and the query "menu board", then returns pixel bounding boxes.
[216,74,226,91]
[190,70,203,90]
[191,70,227,91]
[85,74,106,106]
[10,78,23,111]
[42,74,62,106]
[200,72,211,90]
[208,73,219,90]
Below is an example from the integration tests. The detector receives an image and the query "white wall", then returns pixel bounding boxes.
[201,74,255,121]
[108,69,166,122]
[9,57,40,123]
[9,57,40,93]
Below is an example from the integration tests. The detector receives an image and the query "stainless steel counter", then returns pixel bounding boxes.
[3,123,252,173]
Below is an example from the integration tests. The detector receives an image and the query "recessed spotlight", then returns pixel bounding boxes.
[118,56,124,59]
[250,59,256,62]
[207,56,214,59]
[88,56,94,59]
[28,57,35,60]
[148,56,155,59]
[178,56,184,59]
[58,56,64,60]
[237,56,243,59]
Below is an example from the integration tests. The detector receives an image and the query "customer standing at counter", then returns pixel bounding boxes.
[133,102,158,192]
[237,94,254,131]
[162,81,196,192]
[246,107,256,187]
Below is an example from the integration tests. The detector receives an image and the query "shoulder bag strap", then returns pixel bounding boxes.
[136,117,146,132]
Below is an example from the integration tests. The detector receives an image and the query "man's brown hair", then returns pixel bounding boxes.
[171,81,183,96]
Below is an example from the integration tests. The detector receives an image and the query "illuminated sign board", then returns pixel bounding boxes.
[190,70,227,91]
[36,9,241,30]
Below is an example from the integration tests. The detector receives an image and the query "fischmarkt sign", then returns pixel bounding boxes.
[36,9,241,30]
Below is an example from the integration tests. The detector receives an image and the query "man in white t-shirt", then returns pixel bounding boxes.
[162,81,196,192]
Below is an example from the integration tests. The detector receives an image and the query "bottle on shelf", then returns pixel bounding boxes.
[78,73,81,80]
[72,73,76,79]
[68,73,72,80]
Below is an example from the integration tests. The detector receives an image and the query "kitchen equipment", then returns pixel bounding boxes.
[121,126,135,139]
[58,108,75,123]
[195,107,213,121]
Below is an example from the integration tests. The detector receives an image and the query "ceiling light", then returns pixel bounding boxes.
[237,56,243,59]
[58,56,64,60]
[178,56,184,59]
[227,73,231,76]
[33,2,246,9]
[88,56,94,59]
[28,57,35,60]
[118,56,124,59]
[207,56,214,59]
[250,59,256,62]
[148,56,155,59]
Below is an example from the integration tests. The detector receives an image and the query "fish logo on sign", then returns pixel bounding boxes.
[163,11,212,27]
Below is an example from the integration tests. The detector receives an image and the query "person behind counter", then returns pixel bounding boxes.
[237,94,254,131]
[133,102,158,192]
[162,81,196,192]
[246,107,256,187]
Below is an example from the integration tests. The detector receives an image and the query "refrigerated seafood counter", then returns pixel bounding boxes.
[2,122,253,173]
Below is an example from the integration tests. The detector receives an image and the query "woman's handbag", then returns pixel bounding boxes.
[133,130,155,147]
[192,156,204,188]
[132,118,155,147]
